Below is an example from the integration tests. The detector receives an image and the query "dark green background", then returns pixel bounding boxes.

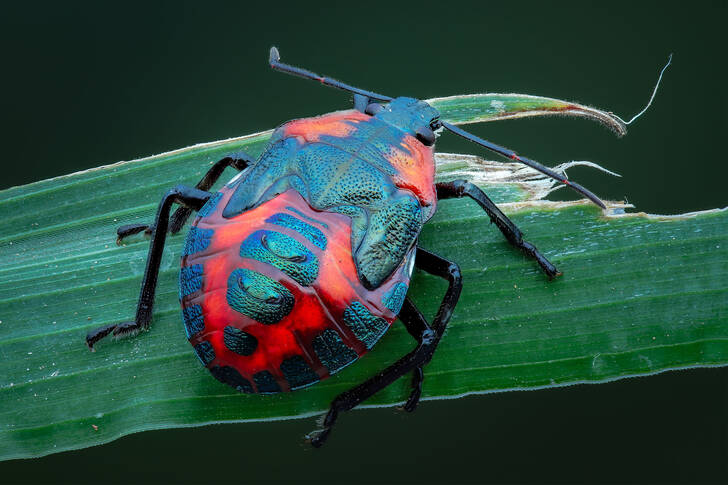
[1,1,725,483]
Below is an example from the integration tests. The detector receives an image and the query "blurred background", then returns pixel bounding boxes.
[1,1,725,483]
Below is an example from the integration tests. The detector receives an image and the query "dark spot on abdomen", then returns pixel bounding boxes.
[253,370,282,394]
[343,301,389,349]
[210,365,254,393]
[280,355,319,390]
[223,326,258,356]
[312,329,358,374]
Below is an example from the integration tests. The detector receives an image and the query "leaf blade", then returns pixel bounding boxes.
[0,94,725,460]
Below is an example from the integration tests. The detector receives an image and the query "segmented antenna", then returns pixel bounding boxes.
[269,47,392,102]
[440,121,606,208]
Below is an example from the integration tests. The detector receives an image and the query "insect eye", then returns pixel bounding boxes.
[365,103,384,116]
[415,127,435,146]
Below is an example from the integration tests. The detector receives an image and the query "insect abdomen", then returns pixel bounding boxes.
[179,187,411,393]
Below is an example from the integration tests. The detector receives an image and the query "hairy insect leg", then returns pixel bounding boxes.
[308,248,462,448]
[436,180,561,279]
[116,152,254,243]
[87,185,212,350]
[168,152,254,232]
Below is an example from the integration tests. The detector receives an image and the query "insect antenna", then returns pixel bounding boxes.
[439,121,607,208]
[269,46,606,208]
[269,47,392,103]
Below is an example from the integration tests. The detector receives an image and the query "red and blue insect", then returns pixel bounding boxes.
[86,48,608,446]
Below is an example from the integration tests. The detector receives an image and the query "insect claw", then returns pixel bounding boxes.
[86,322,118,350]
[308,428,329,448]
[111,321,142,340]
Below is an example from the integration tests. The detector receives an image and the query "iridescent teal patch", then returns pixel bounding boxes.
[312,329,358,374]
[182,304,204,338]
[382,282,408,314]
[355,194,422,290]
[343,302,389,349]
[179,264,204,299]
[239,230,318,286]
[267,212,328,249]
[182,226,213,256]
[226,268,294,325]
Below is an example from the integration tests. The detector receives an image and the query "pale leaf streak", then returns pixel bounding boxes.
[0,204,158,246]
[458,287,728,328]
[0,350,193,395]
[428,234,726,270]
[0,245,177,285]
[0,302,181,344]
[0,173,168,212]
[447,312,727,356]
[0,272,157,307]
[539,235,726,265]
[0,246,151,280]
[426,337,728,379]
[462,269,727,311]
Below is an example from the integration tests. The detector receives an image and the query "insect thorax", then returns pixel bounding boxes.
[223,109,437,289]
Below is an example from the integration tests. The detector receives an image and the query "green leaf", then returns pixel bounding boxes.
[428,93,627,135]
[0,93,725,461]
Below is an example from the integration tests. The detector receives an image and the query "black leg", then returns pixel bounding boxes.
[116,223,152,242]
[309,247,462,448]
[117,152,254,243]
[87,185,212,350]
[436,180,561,279]
[398,298,435,413]
[403,366,425,412]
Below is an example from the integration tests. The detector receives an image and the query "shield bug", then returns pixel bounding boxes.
[86,47,614,447]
